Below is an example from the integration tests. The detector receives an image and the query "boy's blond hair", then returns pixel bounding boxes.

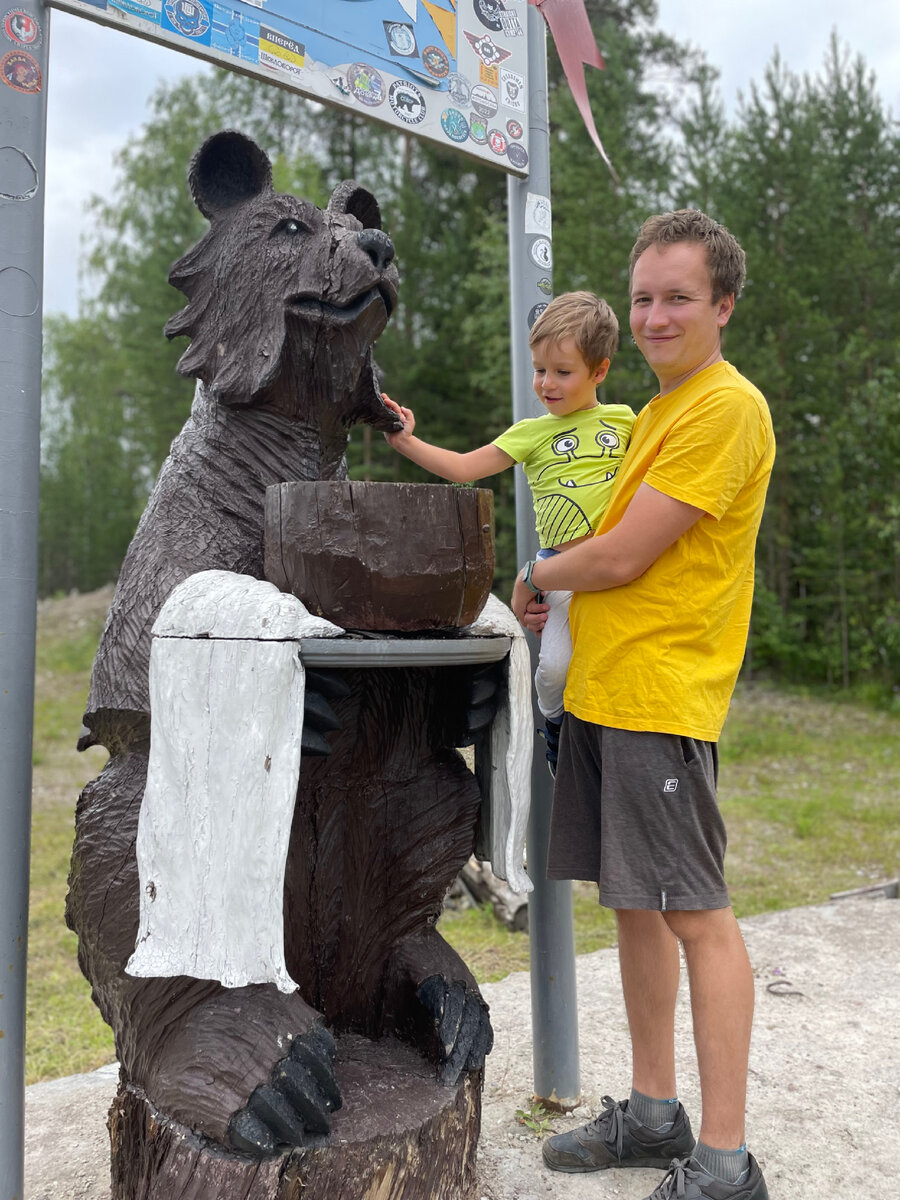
[528,290,619,371]
[629,209,746,302]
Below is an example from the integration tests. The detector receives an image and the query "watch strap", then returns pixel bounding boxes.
[522,559,542,594]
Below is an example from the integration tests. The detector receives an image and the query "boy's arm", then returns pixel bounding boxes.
[382,394,514,483]
[512,483,704,626]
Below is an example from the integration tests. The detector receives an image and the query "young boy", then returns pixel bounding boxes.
[382,290,635,772]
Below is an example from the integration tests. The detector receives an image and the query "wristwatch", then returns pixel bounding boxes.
[522,559,542,594]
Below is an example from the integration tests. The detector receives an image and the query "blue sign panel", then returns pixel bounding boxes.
[47,0,530,174]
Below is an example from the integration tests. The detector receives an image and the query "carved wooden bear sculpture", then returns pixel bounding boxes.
[67,131,496,1197]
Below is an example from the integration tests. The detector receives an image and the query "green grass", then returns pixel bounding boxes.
[28,589,115,1084]
[28,806,115,1082]
[27,590,900,1082]
[714,683,900,915]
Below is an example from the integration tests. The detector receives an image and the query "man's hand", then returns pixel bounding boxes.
[382,394,415,446]
[513,486,707,599]
[512,569,550,633]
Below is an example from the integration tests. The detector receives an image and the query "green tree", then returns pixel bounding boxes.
[708,37,900,689]
[39,314,142,593]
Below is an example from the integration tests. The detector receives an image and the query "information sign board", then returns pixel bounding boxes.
[47,0,530,173]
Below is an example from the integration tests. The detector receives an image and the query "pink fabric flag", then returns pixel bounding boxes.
[528,0,618,181]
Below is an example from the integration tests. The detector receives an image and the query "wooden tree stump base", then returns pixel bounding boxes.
[109,1034,481,1200]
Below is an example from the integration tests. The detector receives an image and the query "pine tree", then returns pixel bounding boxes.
[709,38,900,687]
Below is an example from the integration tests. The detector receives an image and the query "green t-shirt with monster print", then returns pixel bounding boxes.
[494,403,636,549]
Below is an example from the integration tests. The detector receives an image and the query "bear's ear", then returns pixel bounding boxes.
[188,130,273,220]
[327,181,382,230]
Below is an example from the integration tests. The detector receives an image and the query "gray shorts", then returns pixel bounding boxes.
[547,715,730,912]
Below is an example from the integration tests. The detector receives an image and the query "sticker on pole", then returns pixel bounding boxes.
[260,25,304,77]
[529,237,552,270]
[163,0,212,42]
[1,47,40,92]
[3,8,42,46]
[525,193,552,237]
[389,78,426,124]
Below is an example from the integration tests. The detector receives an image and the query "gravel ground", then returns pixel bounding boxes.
[24,897,898,1198]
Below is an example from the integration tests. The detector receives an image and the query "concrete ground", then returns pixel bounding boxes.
[25,897,899,1198]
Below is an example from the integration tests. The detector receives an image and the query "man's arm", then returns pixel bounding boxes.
[382,394,514,482]
[512,483,705,627]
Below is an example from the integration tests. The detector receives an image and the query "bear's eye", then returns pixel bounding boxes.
[274,218,308,237]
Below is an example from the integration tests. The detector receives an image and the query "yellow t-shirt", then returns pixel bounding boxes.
[565,361,775,741]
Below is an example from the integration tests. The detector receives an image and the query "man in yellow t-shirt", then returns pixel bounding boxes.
[512,211,774,1200]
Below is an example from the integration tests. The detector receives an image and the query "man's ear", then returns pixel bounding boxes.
[592,357,611,384]
[716,293,736,328]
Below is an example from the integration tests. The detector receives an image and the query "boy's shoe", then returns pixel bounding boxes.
[541,1095,694,1173]
[541,717,563,778]
[644,1155,769,1200]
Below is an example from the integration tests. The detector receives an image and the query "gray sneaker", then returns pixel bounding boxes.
[541,1095,694,1173]
[645,1155,769,1200]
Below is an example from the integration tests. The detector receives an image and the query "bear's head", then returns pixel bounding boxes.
[164,131,400,430]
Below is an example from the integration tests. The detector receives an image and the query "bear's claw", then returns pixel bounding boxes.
[416,974,494,1086]
[290,1037,342,1112]
[227,1023,341,1157]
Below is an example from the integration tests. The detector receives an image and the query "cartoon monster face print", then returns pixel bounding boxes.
[532,417,626,545]
[536,419,623,491]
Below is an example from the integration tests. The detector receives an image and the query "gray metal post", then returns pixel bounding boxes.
[0,2,50,1195]
[507,5,580,1110]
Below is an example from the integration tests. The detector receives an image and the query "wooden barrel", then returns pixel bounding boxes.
[264,481,494,632]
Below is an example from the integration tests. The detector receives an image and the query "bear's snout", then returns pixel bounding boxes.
[357,228,395,273]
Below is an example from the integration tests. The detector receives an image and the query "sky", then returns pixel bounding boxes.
[39,1,900,317]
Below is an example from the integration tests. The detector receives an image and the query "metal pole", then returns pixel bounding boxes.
[507,5,580,1110]
[0,2,49,1195]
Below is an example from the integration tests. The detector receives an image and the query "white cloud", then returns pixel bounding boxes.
[654,0,900,114]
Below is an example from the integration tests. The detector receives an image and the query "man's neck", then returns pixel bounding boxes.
[657,350,725,397]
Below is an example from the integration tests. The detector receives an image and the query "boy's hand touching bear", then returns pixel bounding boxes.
[381,393,415,446]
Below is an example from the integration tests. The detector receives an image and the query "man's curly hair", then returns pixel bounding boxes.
[629,209,746,302]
